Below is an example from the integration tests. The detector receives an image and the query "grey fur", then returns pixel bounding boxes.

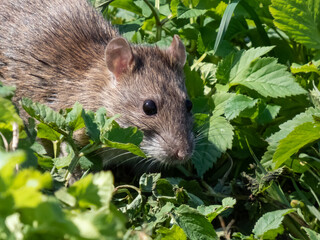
[0,0,194,164]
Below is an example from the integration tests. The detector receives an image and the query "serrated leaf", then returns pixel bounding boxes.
[156,225,187,240]
[261,108,320,168]
[224,94,258,120]
[109,0,142,15]
[270,0,320,49]
[253,209,295,239]
[192,116,234,176]
[291,61,320,75]
[37,123,62,141]
[256,104,281,125]
[273,121,320,168]
[21,98,67,133]
[139,173,161,193]
[174,205,218,240]
[177,4,207,19]
[230,57,307,98]
[0,98,23,127]
[212,92,235,117]
[68,174,101,209]
[197,197,236,222]
[81,110,100,142]
[302,227,320,240]
[103,124,145,157]
[66,102,85,131]
[0,84,15,99]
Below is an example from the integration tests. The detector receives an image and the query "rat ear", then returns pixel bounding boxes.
[105,37,134,79]
[167,35,186,67]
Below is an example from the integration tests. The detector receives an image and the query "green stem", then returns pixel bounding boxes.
[191,52,207,70]
[143,0,162,41]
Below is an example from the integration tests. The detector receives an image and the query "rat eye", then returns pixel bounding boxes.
[143,100,157,115]
[186,99,193,112]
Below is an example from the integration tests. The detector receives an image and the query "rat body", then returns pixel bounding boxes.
[0,0,194,164]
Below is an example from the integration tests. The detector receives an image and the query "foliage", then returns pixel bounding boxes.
[1,0,320,239]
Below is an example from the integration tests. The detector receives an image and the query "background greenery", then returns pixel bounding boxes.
[1,0,320,239]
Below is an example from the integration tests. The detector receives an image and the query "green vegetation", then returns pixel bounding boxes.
[1,0,320,239]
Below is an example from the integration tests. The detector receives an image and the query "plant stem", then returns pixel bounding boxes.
[191,52,207,70]
[143,0,162,41]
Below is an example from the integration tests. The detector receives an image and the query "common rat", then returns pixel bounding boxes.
[0,0,194,165]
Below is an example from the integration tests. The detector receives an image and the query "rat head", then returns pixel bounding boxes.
[101,35,194,165]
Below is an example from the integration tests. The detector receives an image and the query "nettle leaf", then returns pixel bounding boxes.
[0,98,23,130]
[139,173,161,193]
[302,227,320,240]
[81,110,100,142]
[65,102,85,131]
[174,205,218,240]
[21,98,67,132]
[291,61,320,75]
[177,4,207,19]
[253,209,295,239]
[212,92,235,117]
[224,94,258,120]
[156,225,187,240]
[109,0,142,15]
[37,123,62,141]
[255,104,281,125]
[270,0,320,49]
[261,107,320,168]
[68,174,101,209]
[103,124,145,157]
[273,121,320,168]
[230,57,307,98]
[192,115,234,176]
[0,84,16,99]
[197,197,236,222]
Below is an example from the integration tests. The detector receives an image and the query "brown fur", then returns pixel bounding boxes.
[0,0,194,164]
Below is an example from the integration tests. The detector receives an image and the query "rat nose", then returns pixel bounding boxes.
[175,149,191,162]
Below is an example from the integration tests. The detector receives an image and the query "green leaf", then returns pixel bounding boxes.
[103,124,145,157]
[81,110,100,142]
[134,1,152,17]
[184,64,204,99]
[212,92,235,117]
[302,227,320,240]
[291,61,320,75]
[197,197,236,222]
[177,6,207,19]
[21,98,67,133]
[110,0,142,15]
[37,123,62,141]
[273,121,320,168]
[261,108,320,168]
[10,170,51,208]
[0,98,23,127]
[255,104,281,125]
[224,94,258,120]
[270,0,320,49]
[230,57,307,98]
[174,205,218,240]
[156,225,187,240]
[68,174,101,209]
[214,0,240,53]
[193,116,234,176]
[139,173,161,193]
[65,102,85,131]
[0,84,15,99]
[252,209,295,239]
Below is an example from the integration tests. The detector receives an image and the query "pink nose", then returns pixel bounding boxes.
[176,149,190,161]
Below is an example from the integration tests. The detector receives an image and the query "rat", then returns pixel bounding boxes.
[0,0,194,165]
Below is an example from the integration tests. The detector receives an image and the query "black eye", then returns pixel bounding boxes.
[143,100,157,115]
[186,99,192,112]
